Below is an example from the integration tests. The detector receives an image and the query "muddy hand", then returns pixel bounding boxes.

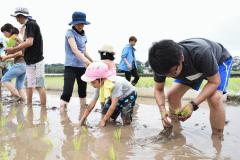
[178,103,193,122]
[99,119,106,127]
[160,111,173,128]
[79,119,86,126]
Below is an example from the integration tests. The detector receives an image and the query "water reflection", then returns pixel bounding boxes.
[0,94,239,160]
[59,105,135,160]
[0,103,52,160]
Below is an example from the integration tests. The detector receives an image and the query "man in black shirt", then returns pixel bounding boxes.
[148,38,232,136]
[6,7,46,106]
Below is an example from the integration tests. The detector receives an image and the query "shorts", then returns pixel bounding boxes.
[175,58,233,94]
[25,60,45,88]
[102,91,137,125]
[1,62,26,89]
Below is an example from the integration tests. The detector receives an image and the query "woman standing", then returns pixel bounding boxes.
[60,11,92,111]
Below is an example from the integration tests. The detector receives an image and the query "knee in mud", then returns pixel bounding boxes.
[121,113,132,125]
[121,107,133,125]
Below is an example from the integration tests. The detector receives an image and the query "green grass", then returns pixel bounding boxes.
[44,76,240,94]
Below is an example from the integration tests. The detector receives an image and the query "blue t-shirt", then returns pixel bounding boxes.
[64,29,87,68]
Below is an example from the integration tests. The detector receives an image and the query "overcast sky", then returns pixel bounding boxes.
[0,0,239,64]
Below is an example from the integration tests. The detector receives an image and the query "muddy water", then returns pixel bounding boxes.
[0,93,239,160]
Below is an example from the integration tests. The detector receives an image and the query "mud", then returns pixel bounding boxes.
[0,92,239,160]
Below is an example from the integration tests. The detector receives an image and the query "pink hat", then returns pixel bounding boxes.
[81,61,116,82]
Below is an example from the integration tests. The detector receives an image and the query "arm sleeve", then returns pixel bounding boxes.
[111,84,122,98]
[65,30,74,39]
[25,22,36,38]
[154,72,166,83]
[121,47,129,58]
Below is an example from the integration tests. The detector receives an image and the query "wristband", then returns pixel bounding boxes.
[190,101,199,111]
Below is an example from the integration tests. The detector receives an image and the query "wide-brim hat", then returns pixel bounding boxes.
[81,61,116,82]
[98,44,115,54]
[11,7,31,17]
[81,72,116,82]
[69,11,90,26]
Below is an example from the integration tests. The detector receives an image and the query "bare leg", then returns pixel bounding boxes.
[80,97,86,108]
[26,87,33,106]
[36,87,46,107]
[60,99,68,112]
[18,89,26,102]
[3,81,20,97]
[79,97,87,119]
[167,82,190,131]
[207,90,225,136]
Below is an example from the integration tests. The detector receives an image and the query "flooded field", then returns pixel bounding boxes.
[0,92,240,160]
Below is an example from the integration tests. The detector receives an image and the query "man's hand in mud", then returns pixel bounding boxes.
[160,111,172,128]
[79,119,87,126]
[99,119,106,127]
[178,103,193,122]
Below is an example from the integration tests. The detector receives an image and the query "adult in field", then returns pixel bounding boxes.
[6,7,46,106]
[148,38,232,136]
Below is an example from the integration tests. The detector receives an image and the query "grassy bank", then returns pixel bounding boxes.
[45,76,240,95]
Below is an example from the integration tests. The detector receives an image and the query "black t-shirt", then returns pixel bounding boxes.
[24,19,44,65]
[154,38,232,83]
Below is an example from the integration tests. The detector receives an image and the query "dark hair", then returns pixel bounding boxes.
[1,23,19,35]
[99,52,115,61]
[0,42,3,49]
[148,40,182,74]
[129,36,137,42]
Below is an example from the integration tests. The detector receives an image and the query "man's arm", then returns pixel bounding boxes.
[123,58,132,70]
[1,50,22,61]
[154,82,166,112]
[194,72,220,105]
[179,72,221,121]
[100,97,119,127]
[5,37,33,54]
[121,48,132,70]
[154,82,172,127]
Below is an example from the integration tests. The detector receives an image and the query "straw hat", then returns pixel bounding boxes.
[98,44,115,54]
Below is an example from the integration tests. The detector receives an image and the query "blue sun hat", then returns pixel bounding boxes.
[69,11,90,26]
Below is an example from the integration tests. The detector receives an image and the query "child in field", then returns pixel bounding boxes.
[98,44,116,76]
[79,61,137,127]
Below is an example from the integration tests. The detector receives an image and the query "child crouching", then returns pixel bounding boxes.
[80,61,137,127]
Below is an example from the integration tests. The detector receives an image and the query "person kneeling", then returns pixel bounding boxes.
[80,61,137,127]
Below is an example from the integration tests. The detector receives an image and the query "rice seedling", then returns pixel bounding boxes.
[0,117,7,128]
[109,145,117,160]
[114,128,121,143]
[72,136,82,151]
[0,150,9,160]
[16,122,24,133]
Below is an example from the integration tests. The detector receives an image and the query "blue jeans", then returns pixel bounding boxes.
[102,91,137,124]
[1,62,26,89]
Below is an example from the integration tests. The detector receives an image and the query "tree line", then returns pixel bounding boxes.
[45,56,240,74]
